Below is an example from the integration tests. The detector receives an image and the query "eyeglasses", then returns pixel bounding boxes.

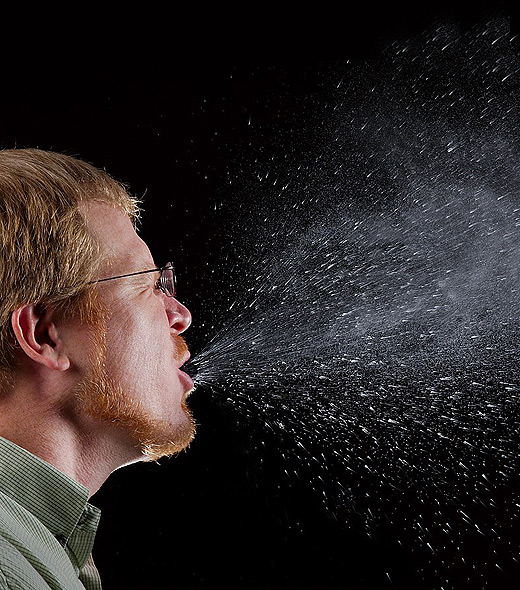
[87,262,177,297]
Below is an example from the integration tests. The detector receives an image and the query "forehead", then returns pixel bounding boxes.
[79,201,154,274]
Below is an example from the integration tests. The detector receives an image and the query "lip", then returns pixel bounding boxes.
[176,349,193,390]
[178,350,191,369]
[178,367,194,390]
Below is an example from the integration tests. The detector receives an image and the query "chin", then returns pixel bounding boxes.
[141,424,196,462]
[138,400,196,462]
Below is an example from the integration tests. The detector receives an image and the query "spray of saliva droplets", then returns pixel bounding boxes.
[185,17,519,588]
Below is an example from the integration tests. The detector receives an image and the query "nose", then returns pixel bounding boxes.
[166,297,192,334]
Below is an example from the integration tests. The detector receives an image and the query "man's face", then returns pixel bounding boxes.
[75,202,195,461]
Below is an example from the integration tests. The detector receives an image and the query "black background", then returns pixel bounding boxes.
[1,3,517,589]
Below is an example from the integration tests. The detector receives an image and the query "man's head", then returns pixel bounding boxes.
[0,148,194,463]
[72,200,195,461]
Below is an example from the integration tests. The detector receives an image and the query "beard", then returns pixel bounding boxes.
[73,321,196,462]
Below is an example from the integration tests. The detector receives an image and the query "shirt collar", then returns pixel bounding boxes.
[0,436,96,543]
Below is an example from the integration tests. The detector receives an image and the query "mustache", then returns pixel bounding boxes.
[173,336,189,362]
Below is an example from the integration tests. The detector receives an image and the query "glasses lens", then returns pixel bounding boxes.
[159,263,176,297]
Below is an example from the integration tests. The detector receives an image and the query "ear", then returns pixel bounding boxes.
[11,304,70,371]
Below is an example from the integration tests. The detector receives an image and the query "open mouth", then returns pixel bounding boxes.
[180,355,198,381]
[177,352,194,389]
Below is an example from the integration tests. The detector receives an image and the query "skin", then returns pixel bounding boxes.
[0,202,193,496]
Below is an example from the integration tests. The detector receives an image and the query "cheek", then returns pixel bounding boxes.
[105,306,172,379]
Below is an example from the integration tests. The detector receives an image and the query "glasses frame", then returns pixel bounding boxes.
[87,262,177,297]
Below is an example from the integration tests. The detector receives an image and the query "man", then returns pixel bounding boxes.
[0,148,194,589]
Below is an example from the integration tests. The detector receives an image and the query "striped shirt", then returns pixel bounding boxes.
[0,436,102,589]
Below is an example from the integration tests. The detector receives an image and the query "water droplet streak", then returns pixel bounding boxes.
[185,17,519,588]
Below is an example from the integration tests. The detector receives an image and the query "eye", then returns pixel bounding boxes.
[154,276,163,293]
[147,269,159,292]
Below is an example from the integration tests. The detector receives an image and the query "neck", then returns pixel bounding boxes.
[0,376,143,496]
